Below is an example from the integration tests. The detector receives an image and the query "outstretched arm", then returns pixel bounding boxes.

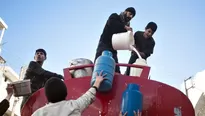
[73,71,106,112]
[24,61,64,80]
[42,70,64,80]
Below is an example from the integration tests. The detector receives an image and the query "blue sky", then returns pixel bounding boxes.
[0,0,205,89]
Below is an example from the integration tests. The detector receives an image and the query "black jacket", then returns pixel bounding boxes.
[24,61,64,93]
[97,13,127,53]
[0,99,9,116]
[133,31,155,59]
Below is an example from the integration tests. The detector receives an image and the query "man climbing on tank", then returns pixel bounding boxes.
[20,48,64,110]
[94,7,136,73]
[125,22,158,76]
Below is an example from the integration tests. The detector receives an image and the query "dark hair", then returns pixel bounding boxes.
[36,48,47,57]
[44,77,67,103]
[125,7,136,17]
[145,22,158,33]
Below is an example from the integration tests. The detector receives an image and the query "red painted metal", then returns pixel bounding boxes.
[63,63,151,79]
[21,64,195,116]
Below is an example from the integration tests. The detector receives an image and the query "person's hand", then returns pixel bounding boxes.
[125,25,133,32]
[119,111,127,116]
[6,84,14,95]
[119,110,142,116]
[134,110,142,116]
[93,70,107,88]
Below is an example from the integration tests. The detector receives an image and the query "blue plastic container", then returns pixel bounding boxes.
[90,50,116,92]
[121,83,143,116]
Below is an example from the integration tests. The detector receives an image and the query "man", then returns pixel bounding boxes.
[125,22,157,76]
[32,71,106,116]
[94,7,136,73]
[0,84,14,115]
[20,48,64,110]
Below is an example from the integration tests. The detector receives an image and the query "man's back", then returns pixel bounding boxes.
[32,87,97,116]
[32,100,81,116]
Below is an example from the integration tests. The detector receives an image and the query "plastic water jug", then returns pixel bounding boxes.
[69,58,93,78]
[121,83,143,116]
[130,58,148,77]
[90,50,116,92]
[112,31,135,51]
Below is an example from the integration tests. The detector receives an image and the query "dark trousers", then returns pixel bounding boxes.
[125,54,139,75]
[94,51,121,73]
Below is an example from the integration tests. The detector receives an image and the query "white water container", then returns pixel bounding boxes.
[130,58,148,77]
[69,58,93,78]
[112,31,135,51]
[11,79,31,97]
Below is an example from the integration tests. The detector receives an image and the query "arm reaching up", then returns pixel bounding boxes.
[74,70,107,112]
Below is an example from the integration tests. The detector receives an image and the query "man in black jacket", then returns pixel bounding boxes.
[125,22,158,76]
[94,7,136,74]
[20,48,64,110]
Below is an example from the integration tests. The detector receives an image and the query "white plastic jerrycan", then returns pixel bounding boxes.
[69,58,93,78]
[129,46,148,77]
[112,31,135,51]
[130,58,148,77]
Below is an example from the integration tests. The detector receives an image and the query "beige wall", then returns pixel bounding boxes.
[0,69,22,116]
[195,93,205,116]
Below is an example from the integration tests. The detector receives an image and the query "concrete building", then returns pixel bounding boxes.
[0,18,8,55]
[180,70,205,116]
[0,17,22,116]
[19,65,28,80]
[0,66,22,116]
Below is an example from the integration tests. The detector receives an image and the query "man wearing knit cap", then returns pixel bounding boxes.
[32,71,106,116]
[94,7,136,74]
[20,48,64,110]
[125,22,158,76]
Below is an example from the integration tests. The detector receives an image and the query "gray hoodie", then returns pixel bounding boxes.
[32,88,96,116]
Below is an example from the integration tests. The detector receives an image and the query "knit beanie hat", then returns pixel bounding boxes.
[36,48,47,57]
[145,22,158,33]
[125,7,136,17]
[44,77,67,103]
